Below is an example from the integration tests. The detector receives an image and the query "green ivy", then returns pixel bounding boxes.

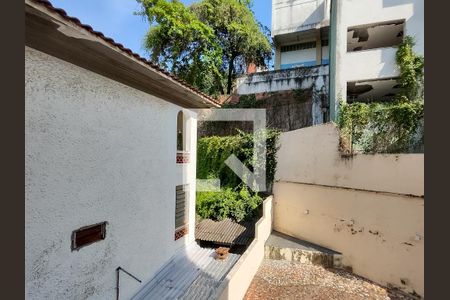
[196,129,280,221]
[395,36,424,101]
[338,36,424,154]
[338,101,424,153]
[197,129,280,188]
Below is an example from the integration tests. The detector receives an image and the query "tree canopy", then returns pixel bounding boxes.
[137,0,272,96]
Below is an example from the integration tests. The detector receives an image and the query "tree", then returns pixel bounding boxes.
[137,0,272,96]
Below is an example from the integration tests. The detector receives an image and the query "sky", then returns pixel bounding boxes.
[50,0,272,58]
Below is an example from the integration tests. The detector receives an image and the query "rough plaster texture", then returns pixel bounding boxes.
[25,46,197,299]
[273,123,424,296]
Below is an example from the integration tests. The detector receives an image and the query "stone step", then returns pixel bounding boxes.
[264,231,343,268]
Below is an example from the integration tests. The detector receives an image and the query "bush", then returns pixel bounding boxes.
[196,129,280,221]
[197,129,280,189]
[338,100,424,153]
[196,185,262,222]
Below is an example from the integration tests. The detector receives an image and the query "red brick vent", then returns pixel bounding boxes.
[175,226,188,240]
[176,152,190,164]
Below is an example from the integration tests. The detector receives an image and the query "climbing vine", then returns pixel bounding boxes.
[196,129,280,221]
[395,36,424,101]
[338,101,423,153]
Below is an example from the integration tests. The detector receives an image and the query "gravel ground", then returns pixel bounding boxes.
[244,259,420,300]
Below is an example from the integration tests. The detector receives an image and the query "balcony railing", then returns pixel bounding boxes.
[236,65,329,95]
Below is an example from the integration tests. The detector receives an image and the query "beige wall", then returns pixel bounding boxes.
[218,196,273,300]
[274,124,424,296]
[276,123,424,196]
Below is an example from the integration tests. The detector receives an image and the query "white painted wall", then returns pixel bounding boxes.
[272,0,330,36]
[334,0,424,102]
[25,46,198,300]
[236,65,329,95]
[218,196,273,300]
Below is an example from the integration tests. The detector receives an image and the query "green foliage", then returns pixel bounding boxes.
[196,129,280,221]
[138,0,272,96]
[338,36,425,154]
[196,185,262,222]
[197,129,280,188]
[395,36,424,101]
[338,101,424,153]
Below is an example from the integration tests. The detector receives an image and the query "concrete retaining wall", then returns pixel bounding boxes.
[217,196,273,300]
[273,123,424,296]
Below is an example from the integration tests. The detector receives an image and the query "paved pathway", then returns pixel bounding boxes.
[244,259,419,300]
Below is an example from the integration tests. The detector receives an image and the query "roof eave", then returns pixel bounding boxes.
[25,0,221,108]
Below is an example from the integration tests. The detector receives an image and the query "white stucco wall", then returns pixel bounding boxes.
[25,46,198,299]
[272,0,330,36]
[334,0,424,102]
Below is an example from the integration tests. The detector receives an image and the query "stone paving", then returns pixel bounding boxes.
[244,259,420,300]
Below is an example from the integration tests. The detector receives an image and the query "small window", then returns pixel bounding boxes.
[281,41,316,53]
[177,111,185,152]
[71,222,107,251]
[176,111,190,163]
[175,185,189,240]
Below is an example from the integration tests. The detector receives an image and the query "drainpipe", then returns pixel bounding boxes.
[328,0,341,122]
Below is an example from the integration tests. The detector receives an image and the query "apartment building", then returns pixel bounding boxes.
[271,0,424,120]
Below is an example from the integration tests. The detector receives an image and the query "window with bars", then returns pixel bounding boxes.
[175,184,189,240]
[280,40,329,53]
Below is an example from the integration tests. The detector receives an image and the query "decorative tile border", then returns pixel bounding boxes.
[176,152,190,164]
[175,226,188,241]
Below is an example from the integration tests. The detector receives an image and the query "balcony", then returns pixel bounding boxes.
[272,0,330,37]
[236,65,329,95]
[343,47,399,82]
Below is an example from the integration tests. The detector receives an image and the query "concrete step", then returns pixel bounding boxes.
[264,231,343,268]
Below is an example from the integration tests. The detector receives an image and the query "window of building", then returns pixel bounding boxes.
[176,111,190,164]
[347,20,405,52]
[71,222,107,251]
[281,41,316,53]
[175,184,189,240]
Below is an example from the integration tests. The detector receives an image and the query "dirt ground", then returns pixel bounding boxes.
[244,259,420,300]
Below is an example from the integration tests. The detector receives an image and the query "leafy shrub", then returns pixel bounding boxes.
[197,129,280,189]
[196,185,262,222]
[338,100,424,153]
[196,129,279,221]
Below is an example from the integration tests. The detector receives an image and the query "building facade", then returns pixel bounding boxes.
[271,0,424,120]
[25,1,219,299]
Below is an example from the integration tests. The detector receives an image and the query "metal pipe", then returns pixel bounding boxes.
[116,266,142,300]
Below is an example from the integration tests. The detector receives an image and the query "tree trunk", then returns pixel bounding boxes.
[226,55,235,95]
